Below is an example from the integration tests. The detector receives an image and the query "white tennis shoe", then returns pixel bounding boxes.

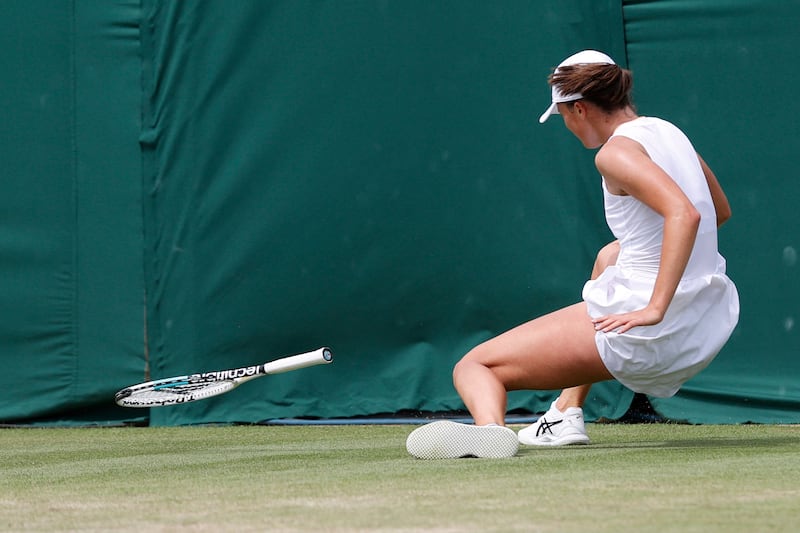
[406,420,519,459]
[517,401,590,446]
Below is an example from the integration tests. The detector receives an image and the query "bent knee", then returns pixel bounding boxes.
[452,353,475,382]
[452,345,490,380]
[592,241,620,278]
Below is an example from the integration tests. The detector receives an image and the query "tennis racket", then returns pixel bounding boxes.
[114,347,333,407]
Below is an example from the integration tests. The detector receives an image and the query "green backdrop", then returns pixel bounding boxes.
[1,1,797,426]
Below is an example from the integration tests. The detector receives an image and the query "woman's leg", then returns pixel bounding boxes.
[557,240,621,410]
[452,240,621,425]
[592,240,620,279]
[452,302,613,425]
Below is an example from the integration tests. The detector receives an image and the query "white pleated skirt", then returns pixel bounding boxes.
[582,258,739,397]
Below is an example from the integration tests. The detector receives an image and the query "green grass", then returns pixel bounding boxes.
[1,424,798,532]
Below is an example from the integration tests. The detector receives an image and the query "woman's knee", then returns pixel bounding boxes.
[452,346,481,378]
[452,343,494,383]
[452,356,477,390]
[592,240,620,278]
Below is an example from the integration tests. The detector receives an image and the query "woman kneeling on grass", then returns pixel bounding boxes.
[406,50,740,459]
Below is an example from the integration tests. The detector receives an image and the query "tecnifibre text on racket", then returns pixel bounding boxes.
[114,347,333,407]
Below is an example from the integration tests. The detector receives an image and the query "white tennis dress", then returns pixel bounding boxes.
[582,117,739,397]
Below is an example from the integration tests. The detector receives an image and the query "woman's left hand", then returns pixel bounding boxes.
[591,306,665,334]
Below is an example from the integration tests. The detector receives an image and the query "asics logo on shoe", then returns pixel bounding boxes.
[536,417,563,436]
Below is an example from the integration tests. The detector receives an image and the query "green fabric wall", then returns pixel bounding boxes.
[0,0,144,425]
[0,1,797,426]
[140,0,631,426]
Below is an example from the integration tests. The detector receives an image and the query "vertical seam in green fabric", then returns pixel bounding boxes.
[138,0,152,386]
[68,0,80,401]
[619,0,631,67]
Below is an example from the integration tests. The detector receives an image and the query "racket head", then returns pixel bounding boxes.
[115,379,236,407]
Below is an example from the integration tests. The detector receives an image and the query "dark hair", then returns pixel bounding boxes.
[550,63,635,114]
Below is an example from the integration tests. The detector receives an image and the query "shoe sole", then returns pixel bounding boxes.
[517,432,590,446]
[406,421,519,459]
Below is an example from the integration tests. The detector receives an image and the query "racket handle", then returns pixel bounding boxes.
[262,347,333,375]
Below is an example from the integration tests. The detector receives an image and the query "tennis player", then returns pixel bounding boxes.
[407,50,740,459]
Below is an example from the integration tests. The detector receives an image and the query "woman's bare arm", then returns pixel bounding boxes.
[592,136,700,333]
[698,154,731,227]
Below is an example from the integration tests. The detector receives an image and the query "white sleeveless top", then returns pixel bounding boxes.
[582,117,739,397]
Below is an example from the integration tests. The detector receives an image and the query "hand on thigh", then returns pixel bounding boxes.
[458,302,613,391]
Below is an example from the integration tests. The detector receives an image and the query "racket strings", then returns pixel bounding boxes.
[117,381,236,407]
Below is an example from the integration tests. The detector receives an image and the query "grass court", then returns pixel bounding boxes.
[1,423,798,532]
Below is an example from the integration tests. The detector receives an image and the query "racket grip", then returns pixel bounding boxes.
[261,347,333,375]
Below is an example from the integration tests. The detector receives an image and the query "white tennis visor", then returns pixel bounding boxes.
[538,50,615,124]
